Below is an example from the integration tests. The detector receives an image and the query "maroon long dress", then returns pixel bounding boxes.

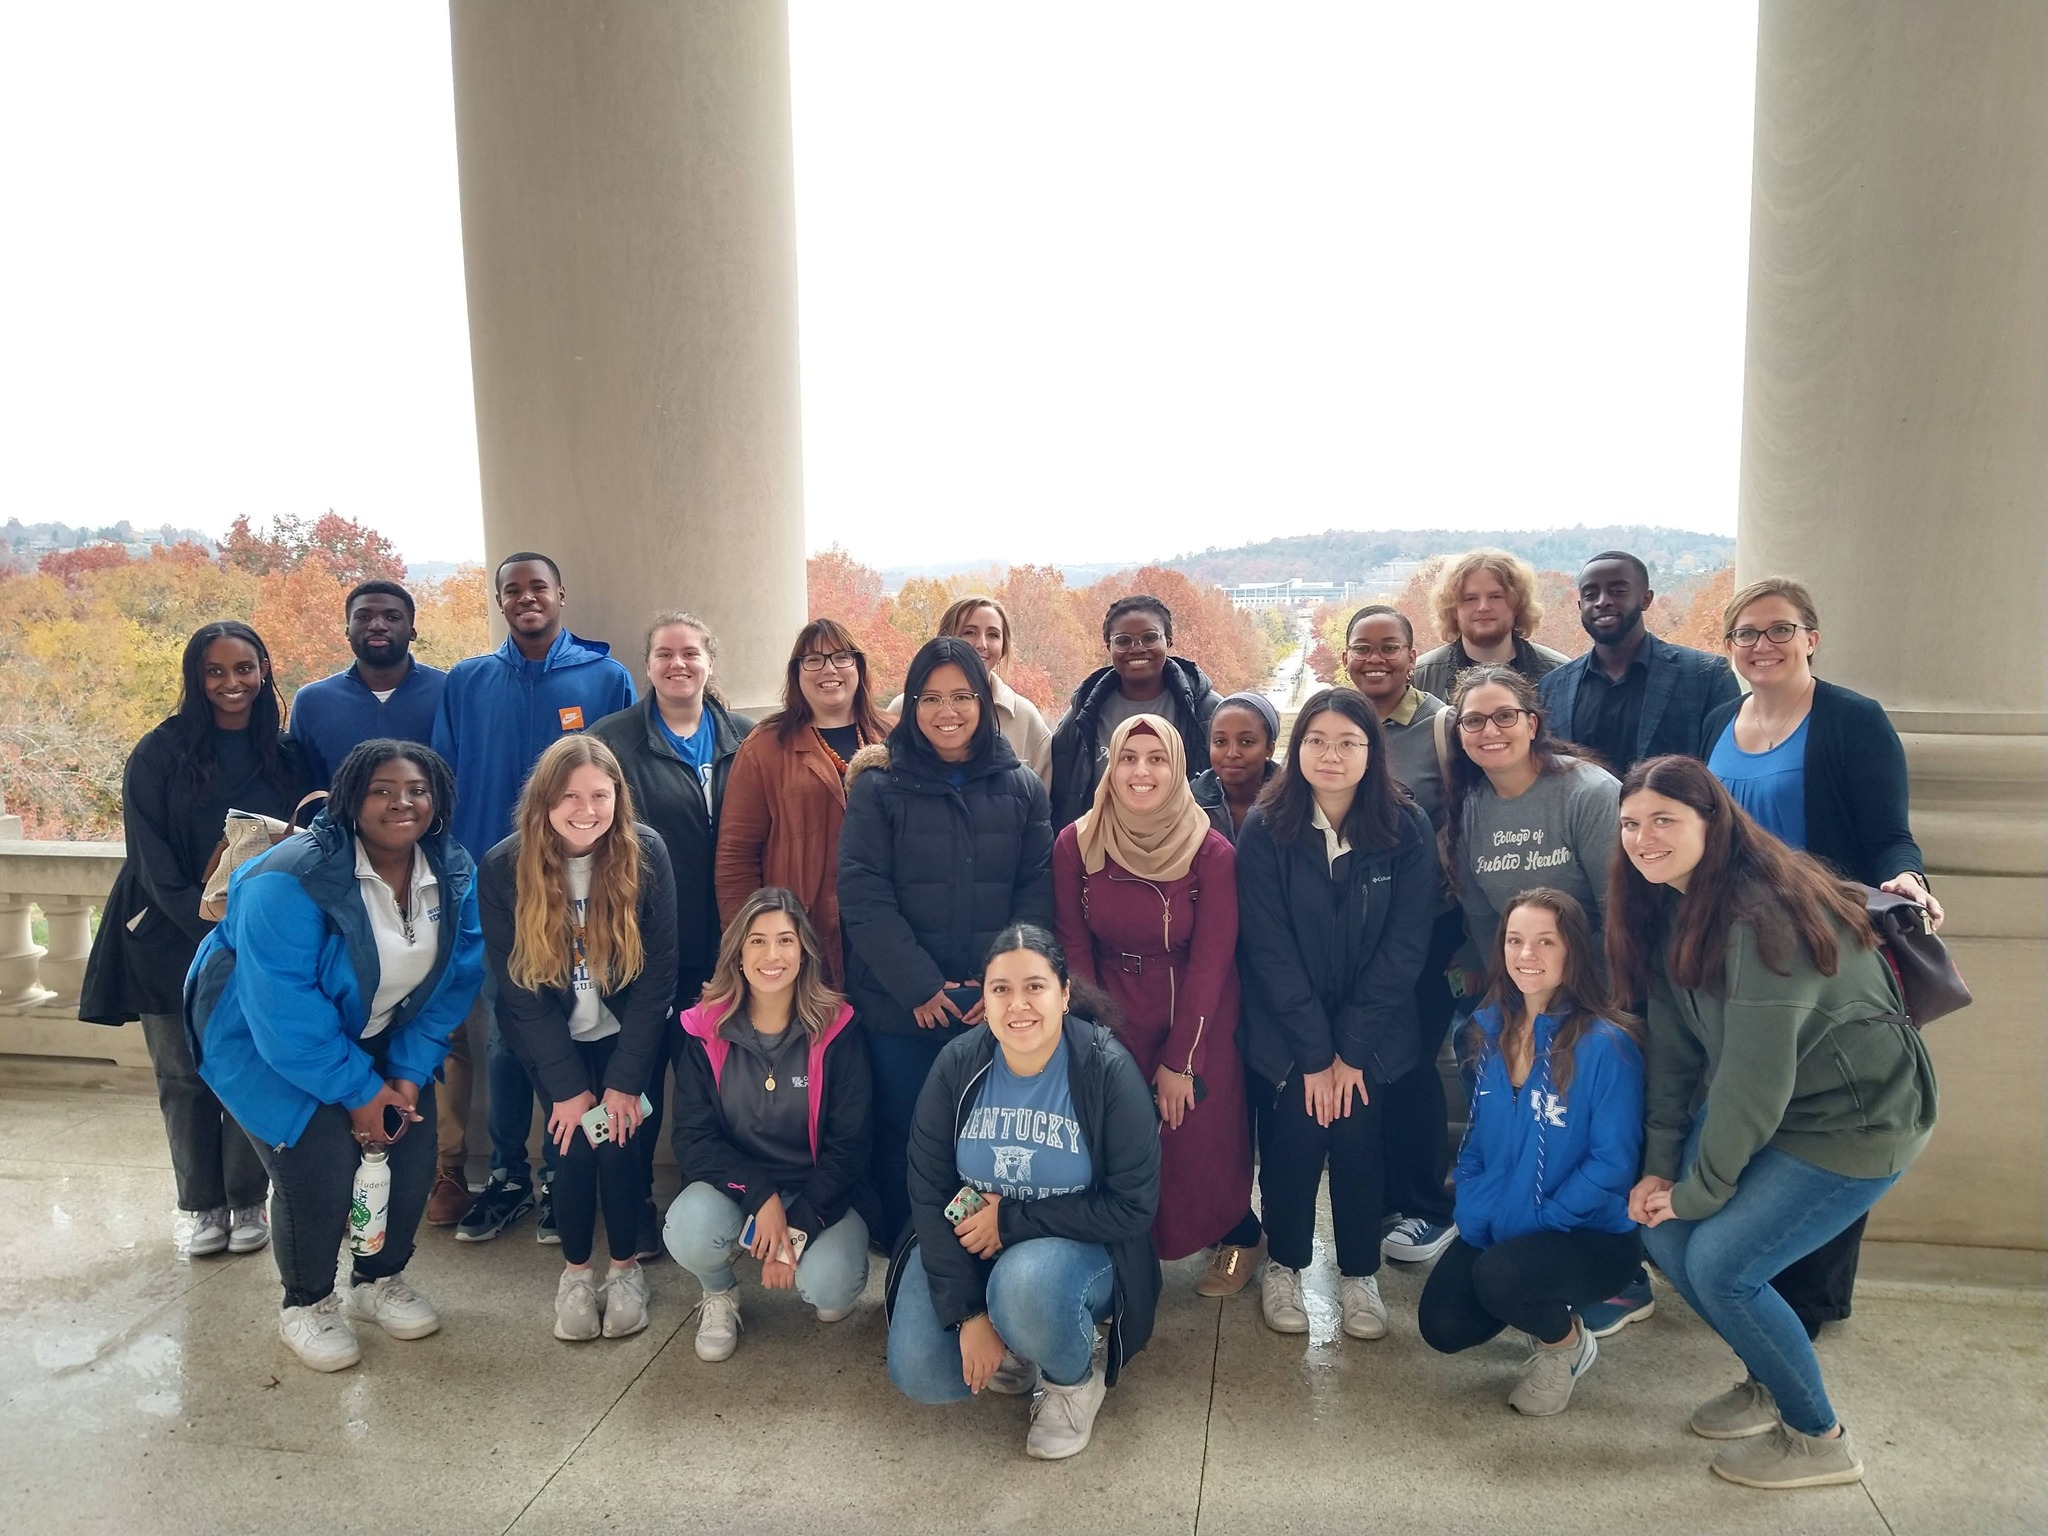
[1052,824,1253,1261]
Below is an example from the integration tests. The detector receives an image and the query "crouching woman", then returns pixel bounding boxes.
[885,924,1160,1461]
[667,887,879,1361]
[1417,888,1644,1416]
[187,740,482,1372]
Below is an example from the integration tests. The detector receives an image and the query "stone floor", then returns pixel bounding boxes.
[2,1058,2044,1536]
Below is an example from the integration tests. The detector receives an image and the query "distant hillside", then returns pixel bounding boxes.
[1163,526,1735,585]
[1,518,216,572]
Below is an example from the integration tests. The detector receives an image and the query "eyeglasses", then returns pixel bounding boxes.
[1345,641,1409,660]
[1300,734,1369,759]
[915,692,979,711]
[1456,707,1533,734]
[798,649,861,672]
[1725,622,1812,648]
[1109,631,1165,651]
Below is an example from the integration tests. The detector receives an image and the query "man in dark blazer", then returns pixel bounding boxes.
[1539,551,1740,775]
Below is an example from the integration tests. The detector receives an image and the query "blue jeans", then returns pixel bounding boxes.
[484,965,557,1182]
[663,1182,870,1313]
[867,1028,950,1248]
[888,1237,1114,1402]
[1642,1118,1900,1436]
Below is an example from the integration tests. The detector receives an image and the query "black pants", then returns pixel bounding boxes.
[1255,1070,1386,1277]
[631,969,708,1215]
[252,1083,438,1309]
[1419,1230,1644,1351]
[1378,907,1463,1226]
[553,1034,651,1266]
[1770,1214,1866,1329]
[142,1010,269,1213]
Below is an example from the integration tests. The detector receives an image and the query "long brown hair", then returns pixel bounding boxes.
[1475,887,1636,1096]
[1439,665,1604,894]
[1605,754,1876,1001]
[508,735,646,993]
[697,887,845,1039]
[767,618,894,744]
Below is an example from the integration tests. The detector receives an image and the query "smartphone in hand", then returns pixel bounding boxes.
[579,1094,654,1148]
[944,1184,988,1224]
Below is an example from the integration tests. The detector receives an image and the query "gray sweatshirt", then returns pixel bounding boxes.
[1456,757,1620,956]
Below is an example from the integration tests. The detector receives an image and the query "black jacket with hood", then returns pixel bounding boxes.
[837,641,1054,1041]
[589,694,755,983]
[1048,658,1221,831]
[885,1013,1162,1386]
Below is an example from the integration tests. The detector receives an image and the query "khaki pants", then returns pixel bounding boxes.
[436,993,483,1172]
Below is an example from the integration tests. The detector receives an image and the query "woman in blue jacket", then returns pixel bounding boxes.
[1418,887,1644,1416]
[186,740,483,1374]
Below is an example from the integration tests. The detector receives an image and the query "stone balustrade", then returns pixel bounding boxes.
[0,838,145,1067]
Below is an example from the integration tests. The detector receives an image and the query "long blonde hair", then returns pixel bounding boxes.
[508,736,646,993]
[698,887,844,1039]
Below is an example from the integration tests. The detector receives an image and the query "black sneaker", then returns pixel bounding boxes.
[454,1169,534,1243]
[635,1200,665,1262]
[535,1175,559,1246]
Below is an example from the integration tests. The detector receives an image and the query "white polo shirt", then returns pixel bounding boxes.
[355,840,441,1039]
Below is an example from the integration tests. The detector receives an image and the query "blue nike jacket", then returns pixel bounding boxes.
[1452,1003,1645,1248]
[431,630,636,859]
[184,812,483,1150]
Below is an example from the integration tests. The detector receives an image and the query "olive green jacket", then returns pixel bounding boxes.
[1644,918,1937,1220]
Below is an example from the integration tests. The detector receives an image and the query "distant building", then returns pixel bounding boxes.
[1224,578,1374,612]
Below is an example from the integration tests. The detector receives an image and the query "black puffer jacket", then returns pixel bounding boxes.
[588,694,755,982]
[1234,799,1437,1088]
[1048,659,1221,830]
[1191,762,1277,843]
[837,739,1054,1040]
[885,1014,1162,1387]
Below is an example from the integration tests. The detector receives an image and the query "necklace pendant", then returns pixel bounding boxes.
[763,1074,776,1092]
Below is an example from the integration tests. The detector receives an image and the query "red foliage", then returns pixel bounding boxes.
[38,544,134,584]
[220,512,404,585]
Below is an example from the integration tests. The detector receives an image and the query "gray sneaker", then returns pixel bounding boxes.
[1712,1422,1864,1489]
[1508,1323,1597,1416]
[1689,1375,1780,1439]
[1261,1263,1310,1334]
[601,1265,650,1338]
[986,1348,1040,1396]
[1026,1369,1106,1460]
[553,1269,604,1341]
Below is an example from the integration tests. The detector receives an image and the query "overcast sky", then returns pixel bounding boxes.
[2,3,1758,570]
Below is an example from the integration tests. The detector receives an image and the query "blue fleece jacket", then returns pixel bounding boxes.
[184,813,483,1149]
[289,659,448,788]
[431,631,636,859]
[1452,1003,1644,1247]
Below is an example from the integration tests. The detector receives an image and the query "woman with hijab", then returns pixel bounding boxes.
[838,636,1055,1242]
[1053,714,1257,1295]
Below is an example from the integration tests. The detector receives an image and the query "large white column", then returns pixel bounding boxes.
[1737,2,2047,1251]
[448,0,807,709]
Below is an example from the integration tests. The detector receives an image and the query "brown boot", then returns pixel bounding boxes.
[1195,1237,1266,1297]
[425,1167,473,1227]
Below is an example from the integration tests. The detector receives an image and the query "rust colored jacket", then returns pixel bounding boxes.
[714,723,854,986]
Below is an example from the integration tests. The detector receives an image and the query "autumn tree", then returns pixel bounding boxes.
[1658,567,1735,652]
[220,511,405,585]
[995,564,1098,712]
[410,565,493,670]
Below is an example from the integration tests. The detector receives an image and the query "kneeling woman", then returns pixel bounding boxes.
[187,740,482,1372]
[1614,756,1936,1491]
[668,887,878,1362]
[885,925,1160,1462]
[484,736,678,1343]
[1417,888,1644,1416]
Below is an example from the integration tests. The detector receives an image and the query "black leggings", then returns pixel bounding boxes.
[252,1083,438,1309]
[1255,1070,1386,1277]
[552,1034,651,1266]
[1419,1231,1644,1350]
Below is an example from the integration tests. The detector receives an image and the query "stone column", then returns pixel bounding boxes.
[1737,2,2047,1250]
[448,0,807,710]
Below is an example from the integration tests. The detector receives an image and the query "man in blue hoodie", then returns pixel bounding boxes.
[433,553,636,1241]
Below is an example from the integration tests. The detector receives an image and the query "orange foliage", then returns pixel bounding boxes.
[1657,567,1735,652]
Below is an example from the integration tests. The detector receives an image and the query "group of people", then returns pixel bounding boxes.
[77,543,1940,1485]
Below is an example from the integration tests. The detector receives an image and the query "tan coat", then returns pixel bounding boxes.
[714,724,858,986]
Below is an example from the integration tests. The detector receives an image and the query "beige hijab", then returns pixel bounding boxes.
[1074,714,1212,882]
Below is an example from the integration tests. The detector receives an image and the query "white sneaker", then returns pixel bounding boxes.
[695,1288,743,1361]
[553,1269,604,1342]
[178,1207,231,1258]
[986,1348,1040,1395]
[1340,1274,1388,1340]
[1260,1262,1310,1334]
[1026,1369,1107,1460]
[344,1273,441,1340]
[280,1293,361,1372]
[228,1204,271,1254]
[814,1302,856,1324]
[602,1265,650,1338]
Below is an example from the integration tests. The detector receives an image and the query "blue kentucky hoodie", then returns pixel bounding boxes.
[1452,1002,1645,1248]
[431,630,636,860]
